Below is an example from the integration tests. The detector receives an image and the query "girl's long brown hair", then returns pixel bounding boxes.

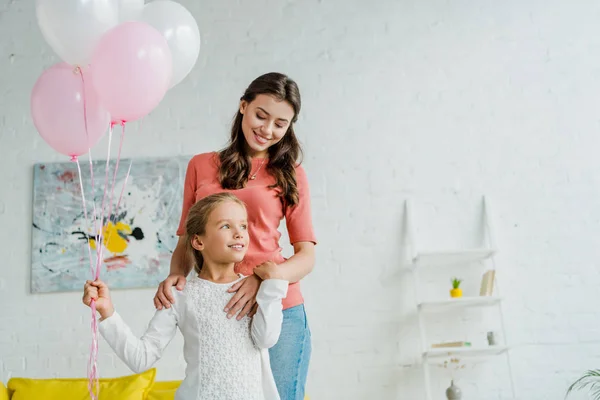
[218,72,303,206]
[184,193,246,274]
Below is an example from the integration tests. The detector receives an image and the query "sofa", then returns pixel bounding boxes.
[1,369,174,400]
[0,369,309,399]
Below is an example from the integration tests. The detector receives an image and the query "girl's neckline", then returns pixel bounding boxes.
[196,273,245,286]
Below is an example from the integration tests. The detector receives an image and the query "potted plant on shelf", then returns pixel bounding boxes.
[566,369,600,399]
[450,278,463,298]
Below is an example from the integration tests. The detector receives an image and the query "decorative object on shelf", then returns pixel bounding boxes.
[479,269,496,296]
[487,331,497,346]
[436,358,467,376]
[445,380,462,400]
[432,341,471,349]
[566,369,600,399]
[450,277,463,298]
[427,345,510,360]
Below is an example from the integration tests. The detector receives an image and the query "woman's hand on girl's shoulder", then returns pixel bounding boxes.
[153,274,187,310]
[253,260,284,281]
[225,274,261,320]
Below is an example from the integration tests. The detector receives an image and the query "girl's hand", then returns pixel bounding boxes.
[225,275,261,320]
[153,274,187,310]
[83,280,114,320]
[253,260,284,281]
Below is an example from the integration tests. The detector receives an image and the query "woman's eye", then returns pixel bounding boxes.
[256,113,266,120]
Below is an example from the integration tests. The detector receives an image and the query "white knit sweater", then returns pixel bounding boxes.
[99,276,287,400]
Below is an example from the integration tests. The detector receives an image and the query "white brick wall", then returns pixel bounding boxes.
[1,0,600,398]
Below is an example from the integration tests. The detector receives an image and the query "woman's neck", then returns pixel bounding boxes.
[198,261,239,283]
[245,144,268,159]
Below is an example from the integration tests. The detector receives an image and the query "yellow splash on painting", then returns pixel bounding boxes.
[89,221,132,254]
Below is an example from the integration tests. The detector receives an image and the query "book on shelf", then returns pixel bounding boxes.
[479,269,495,296]
[431,341,472,348]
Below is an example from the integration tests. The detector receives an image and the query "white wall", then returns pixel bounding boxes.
[1,0,600,399]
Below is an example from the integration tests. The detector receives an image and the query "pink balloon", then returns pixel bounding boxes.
[31,63,109,158]
[91,21,172,123]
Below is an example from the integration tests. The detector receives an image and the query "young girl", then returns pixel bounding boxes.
[83,193,288,400]
[154,72,316,400]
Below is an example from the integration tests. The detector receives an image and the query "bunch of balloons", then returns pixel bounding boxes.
[31,0,200,158]
[30,3,200,398]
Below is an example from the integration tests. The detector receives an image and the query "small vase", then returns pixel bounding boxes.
[450,288,462,298]
[487,331,497,346]
[446,380,462,400]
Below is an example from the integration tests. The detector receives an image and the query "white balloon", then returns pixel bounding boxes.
[36,0,119,66]
[140,0,200,88]
[119,0,145,22]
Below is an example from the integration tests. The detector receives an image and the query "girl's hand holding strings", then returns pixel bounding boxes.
[83,279,114,320]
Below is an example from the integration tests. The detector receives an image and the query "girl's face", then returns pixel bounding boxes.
[239,94,295,158]
[194,201,249,265]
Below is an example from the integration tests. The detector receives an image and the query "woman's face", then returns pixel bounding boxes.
[239,94,295,158]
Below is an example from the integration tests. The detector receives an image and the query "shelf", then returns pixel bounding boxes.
[418,296,502,313]
[423,345,509,361]
[411,248,496,269]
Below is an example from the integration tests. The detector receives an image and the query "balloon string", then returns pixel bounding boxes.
[116,162,133,231]
[87,301,99,400]
[75,65,102,400]
[78,66,101,255]
[101,123,126,260]
[74,158,96,282]
[113,121,140,254]
[113,120,142,231]
[76,66,91,150]
[88,149,100,258]
[95,124,113,280]
[73,156,99,400]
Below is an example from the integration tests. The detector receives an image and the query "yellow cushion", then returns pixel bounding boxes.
[147,380,181,400]
[0,381,9,400]
[8,368,156,400]
[151,380,181,391]
[144,379,308,400]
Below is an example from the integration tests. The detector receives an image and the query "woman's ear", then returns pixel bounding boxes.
[191,235,204,251]
[239,100,248,115]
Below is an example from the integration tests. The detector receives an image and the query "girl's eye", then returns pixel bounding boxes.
[241,224,248,230]
[221,224,230,229]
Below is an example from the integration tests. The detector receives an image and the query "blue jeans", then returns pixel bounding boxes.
[269,304,312,400]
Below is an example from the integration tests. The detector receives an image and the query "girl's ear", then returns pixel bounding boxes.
[191,235,204,251]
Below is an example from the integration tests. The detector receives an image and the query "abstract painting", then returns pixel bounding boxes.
[31,155,191,293]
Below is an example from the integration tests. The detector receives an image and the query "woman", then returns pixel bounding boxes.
[153,72,316,400]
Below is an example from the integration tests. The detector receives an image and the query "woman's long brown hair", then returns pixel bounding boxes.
[218,72,303,207]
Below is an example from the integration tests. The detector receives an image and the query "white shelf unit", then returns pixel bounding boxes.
[411,248,496,269]
[403,196,516,400]
[424,345,510,361]
[418,295,503,313]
